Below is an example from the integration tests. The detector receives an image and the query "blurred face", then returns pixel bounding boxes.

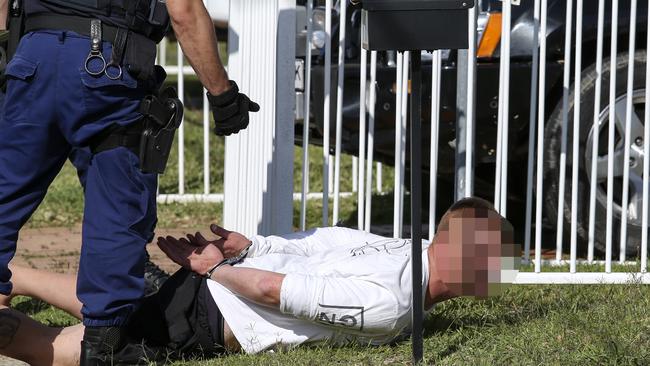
[432,208,520,299]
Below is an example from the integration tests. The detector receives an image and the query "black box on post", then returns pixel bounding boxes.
[361,0,474,51]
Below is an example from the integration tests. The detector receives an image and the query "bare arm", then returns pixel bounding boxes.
[157,235,285,308]
[166,0,230,96]
[210,266,285,308]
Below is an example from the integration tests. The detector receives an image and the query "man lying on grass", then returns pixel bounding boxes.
[0,197,520,365]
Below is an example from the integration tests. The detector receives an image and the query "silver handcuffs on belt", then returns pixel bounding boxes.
[204,241,253,279]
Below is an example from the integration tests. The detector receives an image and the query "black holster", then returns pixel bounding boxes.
[138,87,183,174]
[89,87,183,174]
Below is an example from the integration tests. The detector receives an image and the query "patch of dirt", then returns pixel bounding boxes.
[0,226,206,365]
[14,226,205,274]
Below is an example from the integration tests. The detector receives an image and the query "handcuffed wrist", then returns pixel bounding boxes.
[205,259,231,279]
[204,241,253,279]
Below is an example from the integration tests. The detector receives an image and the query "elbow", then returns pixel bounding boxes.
[169,13,192,34]
[167,0,199,31]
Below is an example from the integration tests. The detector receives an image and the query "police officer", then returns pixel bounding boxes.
[0,0,259,363]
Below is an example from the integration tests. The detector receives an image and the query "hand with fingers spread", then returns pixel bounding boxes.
[157,235,224,276]
[207,223,252,259]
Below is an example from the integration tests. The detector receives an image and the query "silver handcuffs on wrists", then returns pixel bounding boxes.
[204,241,253,279]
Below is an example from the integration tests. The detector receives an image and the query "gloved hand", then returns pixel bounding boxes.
[207,80,260,136]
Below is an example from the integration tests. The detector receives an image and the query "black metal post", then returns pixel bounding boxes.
[410,51,424,364]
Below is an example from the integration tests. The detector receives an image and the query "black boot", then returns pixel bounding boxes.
[80,326,166,365]
[144,252,170,297]
[81,326,125,366]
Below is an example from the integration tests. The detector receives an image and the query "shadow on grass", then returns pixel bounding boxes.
[12,296,49,316]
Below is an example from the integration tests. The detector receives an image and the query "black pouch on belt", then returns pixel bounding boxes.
[139,87,184,174]
[124,31,158,81]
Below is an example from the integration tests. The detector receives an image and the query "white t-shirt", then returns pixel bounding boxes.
[207,227,430,354]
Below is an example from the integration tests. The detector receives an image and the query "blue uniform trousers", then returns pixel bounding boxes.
[0,30,158,326]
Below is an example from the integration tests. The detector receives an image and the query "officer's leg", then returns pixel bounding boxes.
[68,146,169,297]
[78,146,160,363]
[56,31,161,362]
[0,122,69,295]
[78,146,158,325]
[0,49,69,296]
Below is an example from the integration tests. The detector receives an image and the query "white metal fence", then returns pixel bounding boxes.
[158,0,650,284]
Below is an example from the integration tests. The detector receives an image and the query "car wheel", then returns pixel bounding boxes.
[544,51,647,256]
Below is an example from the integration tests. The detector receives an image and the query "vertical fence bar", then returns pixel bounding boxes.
[643,1,650,273]
[429,51,442,241]
[377,162,383,192]
[524,0,541,263]
[535,0,548,273]
[555,0,574,262]
[322,0,333,226]
[466,2,477,198]
[177,44,185,195]
[364,51,378,232]
[570,0,584,274]
[158,38,168,67]
[619,0,638,263]
[394,52,404,238]
[494,106,502,207]
[300,0,314,231]
[456,46,468,202]
[498,0,511,215]
[333,0,347,224]
[494,0,511,213]
[493,5,506,211]
[352,157,358,192]
[358,49,368,230]
[588,0,606,263]
[159,38,167,67]
[203,90,210,195]
[329,156,334,193]
[606,0,619,273]
[202,0,211,197]
[399,52,410,233]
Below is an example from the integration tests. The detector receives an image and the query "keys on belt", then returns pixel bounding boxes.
[84,19,123,80]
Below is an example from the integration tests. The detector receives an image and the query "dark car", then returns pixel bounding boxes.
[297,0,648,254]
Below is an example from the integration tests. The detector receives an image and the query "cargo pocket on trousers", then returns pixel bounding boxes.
[4,57,38,122]
[79,68,143,121]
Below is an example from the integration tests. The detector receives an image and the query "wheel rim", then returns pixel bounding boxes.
[585,89,646,227]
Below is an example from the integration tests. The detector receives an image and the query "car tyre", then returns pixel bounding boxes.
[544,51,647,256]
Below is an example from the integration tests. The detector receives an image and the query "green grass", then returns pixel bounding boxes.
[14,284,650,365]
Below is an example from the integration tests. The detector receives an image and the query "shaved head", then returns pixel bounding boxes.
[431,197,520,299]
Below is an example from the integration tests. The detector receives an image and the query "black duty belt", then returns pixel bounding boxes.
[89,121,143,155]
[25,14,122,43]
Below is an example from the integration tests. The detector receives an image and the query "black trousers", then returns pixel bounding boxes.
[125,268,226,359]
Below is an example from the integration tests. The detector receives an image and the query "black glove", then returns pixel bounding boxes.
[207,81,260,136]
